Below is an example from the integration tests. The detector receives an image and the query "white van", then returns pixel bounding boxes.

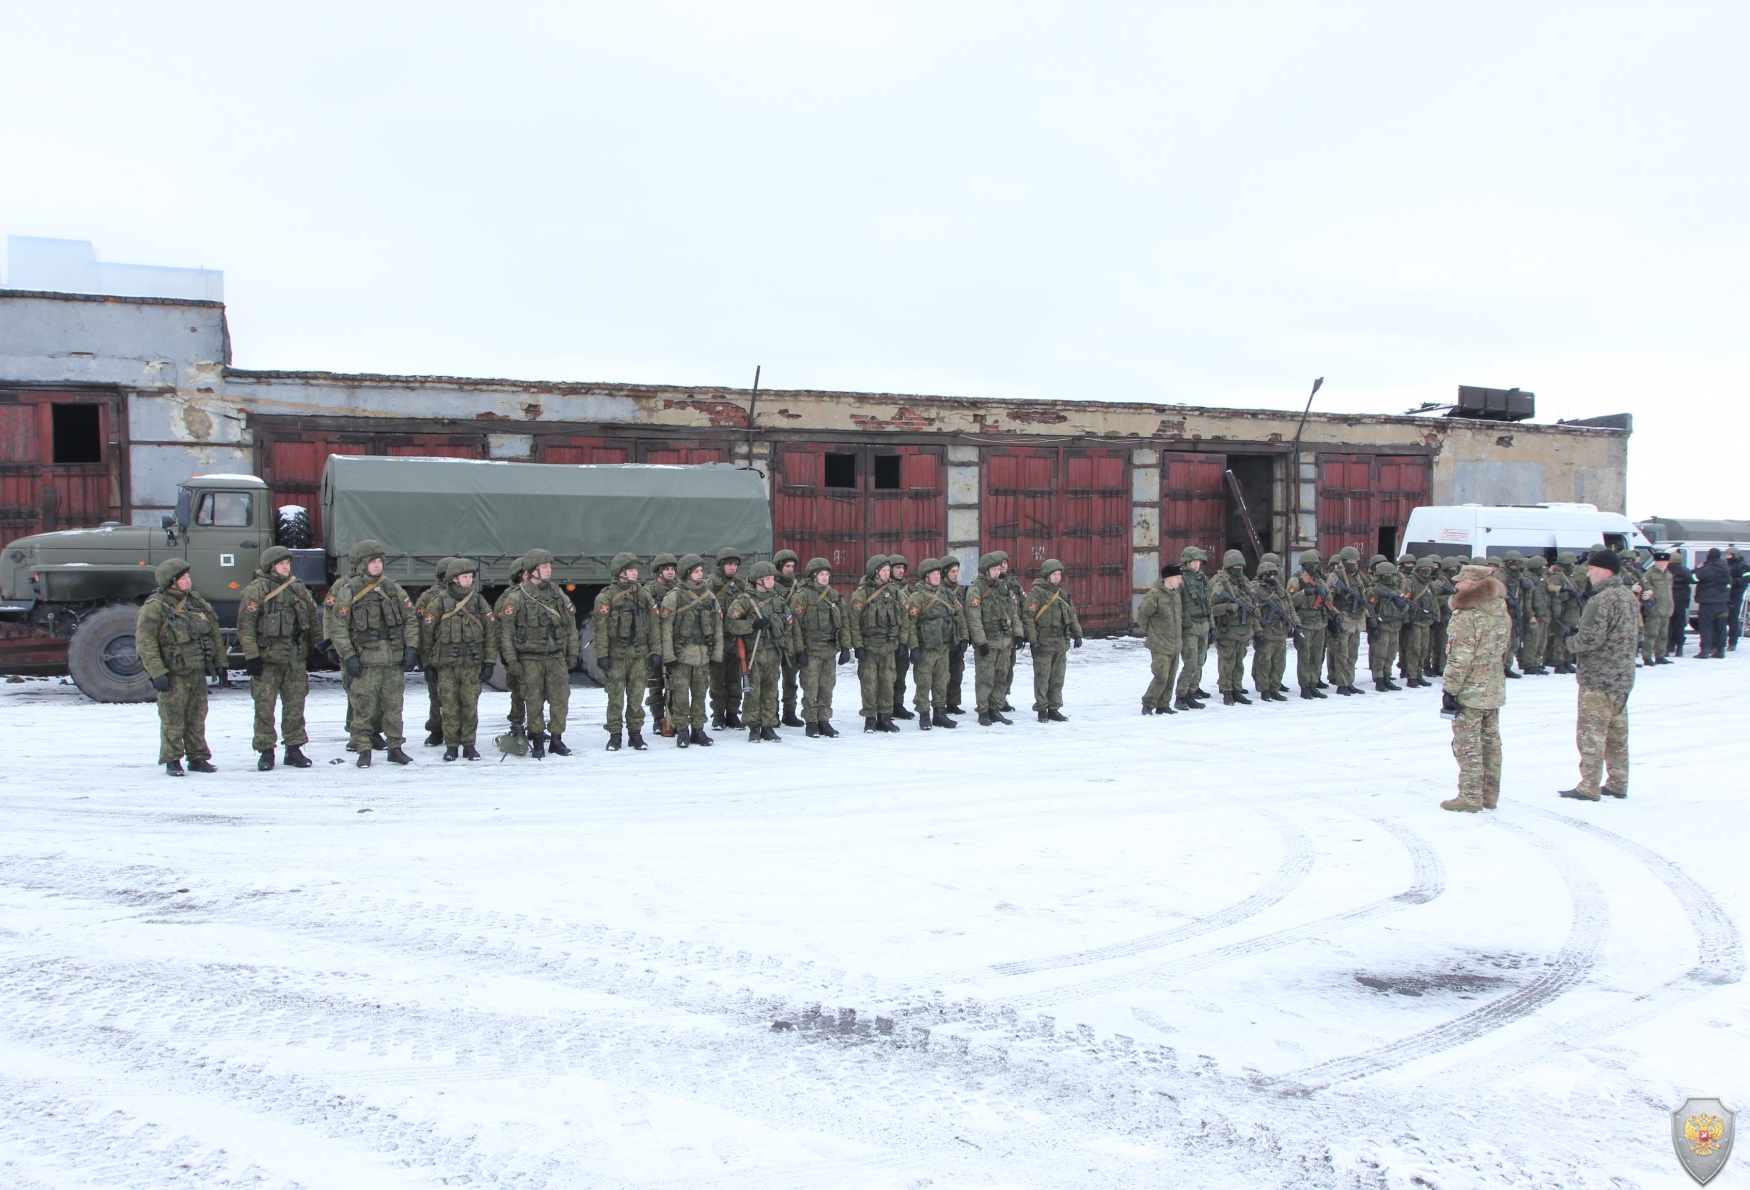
[1400,504,1653,561]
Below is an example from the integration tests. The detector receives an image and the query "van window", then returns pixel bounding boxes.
[1602,533,1626,551]
[195,491,253,528]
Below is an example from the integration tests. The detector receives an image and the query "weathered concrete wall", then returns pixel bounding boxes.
[0,291,228,390]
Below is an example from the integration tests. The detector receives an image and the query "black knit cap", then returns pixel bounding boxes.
[1587,548,1621,573]
[1161,563,1183,578]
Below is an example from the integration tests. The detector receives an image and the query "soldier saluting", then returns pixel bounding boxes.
[237,544,318,770]
[327,539,420,767]
[137,558,226,776]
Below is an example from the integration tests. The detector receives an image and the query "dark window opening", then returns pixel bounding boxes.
[873,455,902,490]
[51,404,102,464]
[1377,526,1399,558]
[823,452,857,489]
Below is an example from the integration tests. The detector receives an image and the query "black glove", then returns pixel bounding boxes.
[647,652,661,674]
[1013,635,1026,647]
[957,640,969,658]
[794,649,809,668]
[324,644,340,667]
[151,673,172,692]
[837,647,851,665]
[480,662,496,682]
[854,647,866,662]
[978,643,990,657]
[1441,692,1461,718]
[596,649,609,668]
[344,655,363,680]
[909,647,923,667]
[423,667,437,686]
[753,617,772,631]
[1072,636,1083,649]
[403,646,420,671]
[506,661,523,680]
[243,657,263,677]
[1029,643,1041,661]
[896,644,908,660]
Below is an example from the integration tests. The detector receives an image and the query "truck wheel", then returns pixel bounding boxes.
[67,603,154,702]
[575,618,605,687]
[276,505,313,550]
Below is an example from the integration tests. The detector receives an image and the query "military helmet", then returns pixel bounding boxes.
[650,552,678,573]
[1260,552,1281,568]
[1527,554,1547,570]
[1442,556,1463,571]
[677,552,706,578]
[435,556,458,580]
[1299,549,1322,567]
[992,550,1011,565]
[1504,549,1524,563]
[1338,546,1360,563]
[746,560,777,582]
[865,554,890,578]
[610,551,639,578]
[805,556,833,577]
[1256,558,1280,574]
[1223,549,1246,569]
[449,556,480,579]
[156,557,191,589]
[260,545,293,571]
[1180,545,1208,563]
[523,547,555,570]
[1369,554,1388,569]
[773,549,800,571]
[887,553,910,570]
[1039,558,1065,579]
[1414,555,1435,571]
[715,546,741,565]
[979,551,1003,571]
[1556,550,1577,566]
[349,539,386,570]
[919,557,944,577]
[940,554,962,574]
[509,554,529,581]
[1374,559,1398,576]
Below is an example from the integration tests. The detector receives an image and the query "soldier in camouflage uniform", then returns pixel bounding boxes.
[327,539,420,766]
[1208,550,1257,705]
[237,544,318,770]
[594,552,658,752]
[940,555,970,713]
[1516,555,1553,674]
[1544,552,1583,673]
[707,547,748,730]
[417,556,496,761]
[498,547,578,759]
[1430,556,1460,676]
[1394,553,1420,682]
[415,558,459,747]
[660,554,723,747]
[850,554,905,733]
[903,558,967,729]
[1440,563,1510,812]
[886,554,918,719]
[1250,555,1295,701]
[1136,562,1183,715]
[1364,559,1407,692]
[1324,545,1369,695]
[1174,546,1213,709]
[791,556,850,737]
[967,552,1017,726]
[1562,550,1641,801]
[1286,549,1330,700]
[773,550,807,727]
[1640,551,1675,664]
[137,557,225,775]
[726,561,796,742]
[1399,556,1440,688]
[1498,551,1532,678]
[996,552,1027,712]
[1022,559,1082,721]
[494,556,529,738]
[643,553,680,727]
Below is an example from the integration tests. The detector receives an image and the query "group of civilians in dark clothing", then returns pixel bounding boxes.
[1668,546,1749,659]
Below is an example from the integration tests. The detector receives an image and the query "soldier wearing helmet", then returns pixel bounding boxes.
[1022,558,1083,721]
[237,543,319,770]
[327,539,421,766]
[642,553,680,727]
[789,556,850,736]
[772,549,807,728]
[498,547,578,759]
[1324,545,1369,696]
[418,557,496,761]
[493,555,530,739]
[966,551,1018,726]
[660,552,724,747]
[595,551,658,752]
[414,558,462,748]
[136,557,226,776]
[849,554,906,733]
[707,546,749,730]
[725,561,796,742]
[1173,546,1214,710]
[902,558,967,730]
[1285,548,1330,700]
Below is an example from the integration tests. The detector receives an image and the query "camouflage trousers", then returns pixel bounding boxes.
[974,644,1013,714]
[519,655,570,736]
[1518,621,1548,671]
[1547,624,1575,667]
[1369,625,1401,684]
[945,646,965,708]
[743,656,781,728]
[347,663,406,752]
[1431,619,1450,674]
[1214,634,1249,694]
[1642,610,1670,662]
[999,641,1021,704]
[799,651,838,722]
[1295,628,1326,691]
[1401,624,1430,681]
[424,674,443,735]
[1576,685,1630,797]
[1449,705,1501,809]
[505,668,525,729]
[708,658,744,724]
[250,661,308,752]
[1327,619,1362,687]
[1031,645,1068,711]
[156,671,211,764]
[892,644,911,711]
[435,664,483,746]
[341,667,384,739]
[781,653,800,718]
[601,654,647,734]
[666,662,710,730]
[1251,637,1288,692]
[1176,622,1211,697]
[858,647,898,717]
[1142,646,1181,709]
[912,647,950,715]
[1502,624,1520,672]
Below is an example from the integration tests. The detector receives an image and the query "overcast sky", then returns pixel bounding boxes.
[4,3,1745,518]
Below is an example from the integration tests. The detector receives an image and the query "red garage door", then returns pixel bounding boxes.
[982,446,1131,631]
[1159,451,1227,567]
[772,444,945,590]
[0,391,124,546]
[1318,454,1430,559]
[535,436,728,466]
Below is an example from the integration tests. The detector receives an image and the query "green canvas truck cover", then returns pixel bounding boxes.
[321,456,772,573]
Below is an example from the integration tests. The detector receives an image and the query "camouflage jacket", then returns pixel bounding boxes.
[725,585,796,663]
[418,580,496,667]
[848,577,906,650]
[327,573,418,664]
[1136,579,1182,652]
[1571,575,1641,695]
[1022,580,1083,649]
[1178,566,1212,624]
[660,579,724,667]
[1285,569,1330,630]
[593,577,658,665]
[790,581,849,652]
[499,579,578,663]
[1442,578,1510,709]
[1643,565,1675,616]
[137,588,224,678]
[237,568,316,665]
[902,581,968,651]
[965,574,1017,647]
[1208,570,1257,641]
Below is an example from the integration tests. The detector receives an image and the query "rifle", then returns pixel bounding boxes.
[659,661,675,737]
[1211,586,1251,626]
[1254,583,1304,645]
[739,627,763,694]
[1327,567,1367,617]
[1369,583,1412,615]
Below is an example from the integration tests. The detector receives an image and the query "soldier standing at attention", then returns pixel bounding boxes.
[1562,549,1643,801]
[416,558,459,747]
[1364,559,1408,692]
[1208,550,1257,706]
[642,554,680,726]
[903,558,966,730]
[1431,556,1461,676]
[885,554,918,720]
[1640,551,1675,665]
[707,547,748,731]
[791,556,849,737]
[1286,550,1330,700]
[328,539,420,767]
[237,544,317,771]
[967,553,1017,727]
[1250,555,1294,701]
[850,554,905,733]
[1136,562,1183,715]
[137,558,225,776]
[1022,559,1082,722]
[660,554,723,748]
[493,556,529,739]
[1173,546,1212,709]
[1439,563,1510,813]
[1665,552,1693,659]
[1499,551,1532,678]
[1518,555,1552,675]
[939,556,970,714]
[995,552,1027,713]
[418,557,495,761]
[498,548,578,759]
[725,561,795,742]
[1324,546,1368,695]
[773,550,807,728]
[1400,556,1440,688]
[595,552,657,752]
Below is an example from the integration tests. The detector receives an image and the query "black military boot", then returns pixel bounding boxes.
[371,732,388,751]
[782,711,805,728]
[424,730,444,747]
[258,750,275,771]
[530,732,547,759]
[992,710,1014,725]
[548,734,572,756]
[933,709,958,728]
[628,730,648,751]
[606,733,623,752]
[691,726,713,746]
[1048,709,1069,722]
[284,745,312,768]
[877,714,900,733]
[1222,692,1237,705]
[1141,705,1154,715]
[188,758,216,772]
[748,726,762,743]
[1316,680,1331,689]
[1173,695,1197,711]
[891,706,915,720]
[677,728,690,749]
[819,720,839,738]
[1038,710,1050,722]
[1192,688,1212,700]
[1000,701,1016,712]
[1233,691,1252,705]
[865,717,878,733]
[711,713,725,730]
[357,750,372,768]
[806,721,820,737]
[919,713,932,730]
[1504,667,1521,679]
[166,760,185,777]
[1299,688,1316,700]
[462,745,482,760]
[1157,702,1176,715]
[509,723,527,741]
[724,712,744,729]
[386,747,413,765]
[443,746,459,762]
[945,704,965,715]
[978,711,993,726]
[761,726,781,742]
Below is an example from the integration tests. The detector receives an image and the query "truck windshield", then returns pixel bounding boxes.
[196,492,253,528]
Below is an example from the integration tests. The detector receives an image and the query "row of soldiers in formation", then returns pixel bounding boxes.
[132,538,1086,774]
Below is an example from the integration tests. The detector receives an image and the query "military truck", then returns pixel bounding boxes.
[0,456,773,701]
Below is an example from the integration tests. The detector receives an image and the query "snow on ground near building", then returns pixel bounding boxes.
[0,642,1745,1189]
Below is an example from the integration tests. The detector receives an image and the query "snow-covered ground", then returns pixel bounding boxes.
[1,641,1745,1189]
